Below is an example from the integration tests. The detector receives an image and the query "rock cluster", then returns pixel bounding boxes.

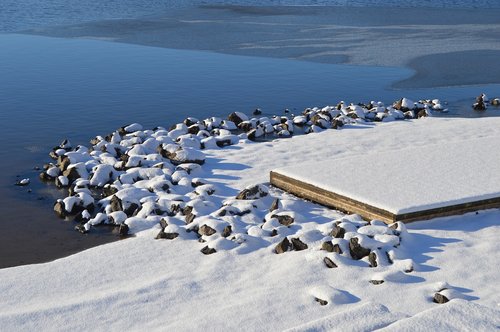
[473,93,500,111]
[40,98,435,252]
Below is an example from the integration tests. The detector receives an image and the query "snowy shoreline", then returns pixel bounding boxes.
[1,97,500,330]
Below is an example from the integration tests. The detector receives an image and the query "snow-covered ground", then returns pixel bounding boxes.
[1,113,500,331]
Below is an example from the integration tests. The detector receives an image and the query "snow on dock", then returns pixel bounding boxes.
[271,136,500,223]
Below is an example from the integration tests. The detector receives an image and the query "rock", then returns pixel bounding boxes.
[221,225,232,238]
[62,167,80,182]
[330,225,345,238]
[236,184,268,200]
[349,237,371,260]
[491,98,500,106]
[275,237,290,254]
[228,112,248,125]
[253,108,262,115]
[110,195,123,212]
[201,246,216,255]
[369,280,384,285]
[321,241,342,254]
[185,213,196,224]
[159,218,168,229]
[332,118,344,129]
[270,229,278,237]
[58,156,71,171]
[269,198,280,212]
[369,251,378,267]
[272,214,294,226]
[118,224,129,236]
[54,201,66,218]
[199,224,217,236]
[123,203,139,217]
[315,297,328,306]
[433,292,449,304]
[155,230,179,240]
[291,237,308,251]
[15,178,30,186]
[74,224,88,234]
[323,257,338,268]
[158,145,205,165]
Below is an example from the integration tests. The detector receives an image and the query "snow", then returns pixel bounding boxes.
[274,133,500,214]
[2,115,500,330]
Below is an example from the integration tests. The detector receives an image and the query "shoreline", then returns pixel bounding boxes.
[17,5,500,89]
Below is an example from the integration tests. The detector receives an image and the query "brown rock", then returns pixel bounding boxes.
[272,214,294,226]
[349,237,371,260]
[199,224,217,236]
[221,225,232,238]
[110,195,123,212]
[275,237,290,254]
[201,246,216,255]
[433,292,449,304]
[185,213,196,224]
[330,225,345,238]
[323,257,338,268]
[291,238,308,251]
[369,280,384,285]
[269,198,280,212]
[118,224,129,236]
[54,201,66,218]
[315,297,328,306]
[369,252,378,267]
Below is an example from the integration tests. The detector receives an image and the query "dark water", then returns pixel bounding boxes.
[1,33,499,268]
[1,0,499,32]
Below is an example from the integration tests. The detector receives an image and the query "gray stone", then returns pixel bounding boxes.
[323,257,338,268]
[349,237,371,260]
[291,237,308,251]
[272,214,294,226]
[201,246,216,255]
[433,292,449,304]
[199,224,217,236]
[275,237,290,254]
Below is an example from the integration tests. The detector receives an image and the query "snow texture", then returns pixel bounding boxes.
[2,110,500,331]
[275,132,500,214]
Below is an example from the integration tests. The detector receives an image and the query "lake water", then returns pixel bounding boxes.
[1,1,500,268]
[1,0,499,32]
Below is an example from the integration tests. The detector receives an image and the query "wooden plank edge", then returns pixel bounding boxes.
[270,171,500,224]
[270,171,396,224]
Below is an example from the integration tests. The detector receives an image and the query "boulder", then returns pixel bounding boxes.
[323,257,338,268]
[272,214,294,226]
[315,297,328,306]
[433,292,449,304]
[269,198,280,212]
[330,225,345,238]
[349,237,371,260]
[236,184,268,200]
[118,224,129,236]
[228,112,248,125]
[199,224,217,236]
[185,212,196,224]
[201,246,216,255]
[54,201,66,218]
[321,241,342,254]
[275,237,290,254]
[291,237,308,251]
[369,280,384,285]
[369,251,378,267]
[110,195,123,212]
[155,230,179,240]
[221,225,232,238]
